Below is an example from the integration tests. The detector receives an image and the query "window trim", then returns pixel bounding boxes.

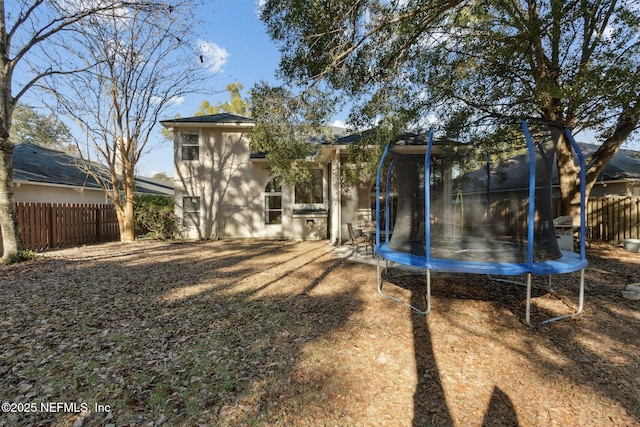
[264,176,283,225]
[180,132,200,161]
[182,196,201,228]
[294,168,325,209]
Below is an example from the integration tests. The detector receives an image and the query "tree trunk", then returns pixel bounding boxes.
[583,101,640,199]
[114,199,135,242]
[551,126,581,221]
[113,146,136,243]
[552,99,639,224]
[121,191,136,242]
[0,142,21,261]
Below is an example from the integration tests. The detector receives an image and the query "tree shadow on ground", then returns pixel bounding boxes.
[2,240,638,426]
[409,302,454,426]
[0,240,362,426]
[482,386,519,427]
[382,244,639,426]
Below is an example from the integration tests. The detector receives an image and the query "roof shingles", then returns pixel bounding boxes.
[12,143,173,196]
[160,113,254,125]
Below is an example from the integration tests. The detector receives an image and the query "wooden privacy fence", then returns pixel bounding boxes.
[587,196,640,242]
[0,203,120,254]
[461,196,640,245]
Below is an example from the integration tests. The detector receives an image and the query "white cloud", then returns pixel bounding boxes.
[151,95,184,105]
[255,0,267,15]
[331,119,346,128]
[167,95,184,105]
[198,40,229,74]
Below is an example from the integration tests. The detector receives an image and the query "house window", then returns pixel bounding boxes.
[183,196,200,228]
[295,169,323,204]
[181,133,199,161]
[264,177,282,224]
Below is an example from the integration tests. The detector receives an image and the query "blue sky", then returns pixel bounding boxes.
[136,1,347,178]
[138,0,282,177]
[19,1,623,178]
[16,1,286,178]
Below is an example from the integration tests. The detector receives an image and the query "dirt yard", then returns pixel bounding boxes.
[0,239,638,426]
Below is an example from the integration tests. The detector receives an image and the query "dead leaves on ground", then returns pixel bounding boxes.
[0,240,638,426]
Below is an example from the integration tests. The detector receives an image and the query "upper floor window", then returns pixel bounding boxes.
[295,169,323,204]
[181,133,199,161]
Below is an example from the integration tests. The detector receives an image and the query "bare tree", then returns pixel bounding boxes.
[0,0,161,261]
[43,3,209,242]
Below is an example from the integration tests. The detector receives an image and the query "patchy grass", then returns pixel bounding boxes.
[0,239,638,426]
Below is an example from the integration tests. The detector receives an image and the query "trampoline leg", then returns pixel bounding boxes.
[425,269,431,315]
[376,257,430,315]
[540,269,585,325]
[525,273,533,327]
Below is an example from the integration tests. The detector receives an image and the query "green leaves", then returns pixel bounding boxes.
[248,81,335,184]
[9,104,73,147]
[260,0,639,138]
[134,194,176,239]
[194,83,250,117]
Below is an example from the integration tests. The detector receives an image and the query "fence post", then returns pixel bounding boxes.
[96,206,102,242]
[636,199,640,239]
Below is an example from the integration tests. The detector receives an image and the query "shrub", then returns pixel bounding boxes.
[134,195,176,239]
[8,249,38,264]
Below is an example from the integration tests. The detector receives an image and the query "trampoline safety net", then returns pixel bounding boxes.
[378,121,584,265]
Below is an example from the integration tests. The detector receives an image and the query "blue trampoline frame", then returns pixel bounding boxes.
[374,121,587,326]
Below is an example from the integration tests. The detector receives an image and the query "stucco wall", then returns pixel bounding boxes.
[174,126,303,240]
[14,182,107,204]
[589,182,640,198]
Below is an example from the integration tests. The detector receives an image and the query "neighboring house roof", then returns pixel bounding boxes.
[461,141,640,193]
[134,176,174,197]
[590,144,640,181]
[13,143,104,189]
[12,143,174,196]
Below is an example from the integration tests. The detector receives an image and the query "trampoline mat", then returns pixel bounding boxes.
[390,237,563,263]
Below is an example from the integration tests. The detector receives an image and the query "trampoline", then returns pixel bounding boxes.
[374,121,587,326]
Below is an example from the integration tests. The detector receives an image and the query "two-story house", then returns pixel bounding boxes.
[160,113,374,244]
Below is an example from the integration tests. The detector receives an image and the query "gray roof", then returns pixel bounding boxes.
[134,176,174,196]
[160,113,255,125]
[594,144,640,181]
[461,141,640,193]
[13,143,173,196]
[13,143,104,189]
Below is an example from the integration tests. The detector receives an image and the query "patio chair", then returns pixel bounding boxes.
[347,222,372,256]
[365,221,376,244]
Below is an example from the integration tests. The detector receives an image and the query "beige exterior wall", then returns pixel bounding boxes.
[14,182,108,204]
[589,181,640,198]
[173,124,332,241]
